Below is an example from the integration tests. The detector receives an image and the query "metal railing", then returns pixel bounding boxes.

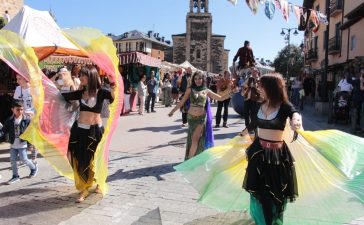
[330,0,343,16]
[306,48,318,61]
[328,37,340,54]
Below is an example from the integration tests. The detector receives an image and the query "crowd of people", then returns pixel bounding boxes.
[1,36,364,225]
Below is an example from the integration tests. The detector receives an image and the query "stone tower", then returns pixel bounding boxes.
[172,0,229,74]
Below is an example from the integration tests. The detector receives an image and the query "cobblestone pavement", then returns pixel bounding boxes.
[0,103,363,225]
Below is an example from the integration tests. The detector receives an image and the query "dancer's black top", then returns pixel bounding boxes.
[62,89,114,114]
[256,102,297,131]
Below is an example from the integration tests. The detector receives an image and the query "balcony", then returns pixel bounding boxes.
[306,48,318,62]
[328,37,340,54]
[330,0,343,17]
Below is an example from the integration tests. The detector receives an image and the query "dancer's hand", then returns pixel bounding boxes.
[168,111,173,117]
[290,113,303,131]
[239,128,248,136]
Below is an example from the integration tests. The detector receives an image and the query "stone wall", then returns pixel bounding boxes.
[211,37,225,74]
[189,20,209,71]
[0,0,23,19]
[172,36,186,64]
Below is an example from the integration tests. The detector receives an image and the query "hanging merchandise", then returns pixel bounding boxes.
[246,0,259,14]
[309,10,320,33]
[264,0,275,20]
[281,0,289,22]
[317,11,328,25]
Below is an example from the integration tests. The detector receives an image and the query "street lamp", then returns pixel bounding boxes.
[280,28,299,79]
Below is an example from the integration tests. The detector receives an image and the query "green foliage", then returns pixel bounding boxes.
[0,17,5,29]
[273,45,304,79]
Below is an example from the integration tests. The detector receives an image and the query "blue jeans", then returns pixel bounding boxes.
[10,148,36,177]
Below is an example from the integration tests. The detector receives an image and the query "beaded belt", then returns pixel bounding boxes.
[259,139,283,149]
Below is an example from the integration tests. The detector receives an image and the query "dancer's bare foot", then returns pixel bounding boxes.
[75,190,89,203]
[95,185,102,194]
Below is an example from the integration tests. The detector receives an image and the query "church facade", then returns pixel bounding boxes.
[172,0,229,74]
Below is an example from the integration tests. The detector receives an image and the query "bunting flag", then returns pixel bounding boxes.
[274,0,282,10]
[246,0,259,14]
[281,0,289,21]
[264,0,275,20]
[228,0,238,5]
[293,5,301,25]
[226,0,328,27]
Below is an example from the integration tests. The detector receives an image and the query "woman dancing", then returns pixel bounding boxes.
[62,66,115,202]
[168,71,231,160]
[240,73,302,224]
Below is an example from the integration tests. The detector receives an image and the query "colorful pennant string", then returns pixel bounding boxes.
[228,0,328,28]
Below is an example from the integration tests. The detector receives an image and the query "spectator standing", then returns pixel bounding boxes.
[146,71,158,113]
[138,74,147,115]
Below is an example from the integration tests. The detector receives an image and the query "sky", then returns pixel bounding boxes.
[24,0,304,65]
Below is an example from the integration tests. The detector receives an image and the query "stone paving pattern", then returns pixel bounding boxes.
[0,103,363,225]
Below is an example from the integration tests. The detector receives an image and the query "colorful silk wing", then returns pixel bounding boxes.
[63,28,124,194]
[0,30,74,179]
[174,125,364,224]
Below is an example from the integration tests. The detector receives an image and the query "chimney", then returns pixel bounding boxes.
[157,33,159,38]
[161,36,165,42]
[123,32,129,38]
[148,30,153,38]
[166,40,171,45]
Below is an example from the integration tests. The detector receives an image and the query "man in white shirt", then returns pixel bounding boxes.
[337,76,353,93]
[13,75,34,117]
[4,10,10,23]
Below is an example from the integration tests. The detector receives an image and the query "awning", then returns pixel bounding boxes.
[119,52,161,68]
[42,55,93,65]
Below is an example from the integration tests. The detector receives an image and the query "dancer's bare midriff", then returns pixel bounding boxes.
[188,106,206,117]
[258,128,284,142]
[78,111,102,125]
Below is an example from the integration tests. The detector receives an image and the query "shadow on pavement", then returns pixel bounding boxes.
[107,163,178,182]
[129,125,185,134]
[184,211,255,225]
[131,207,162,225]
[0,187,102,218]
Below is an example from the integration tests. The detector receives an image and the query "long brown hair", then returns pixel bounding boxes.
[259,73,288,107]
[80,66,101,97]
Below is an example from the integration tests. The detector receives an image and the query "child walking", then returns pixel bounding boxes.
[0,100,38,184]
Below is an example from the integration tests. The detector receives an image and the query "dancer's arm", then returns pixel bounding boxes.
[62,90,82,101]
[207,89,230,101]
[168,88,191,117]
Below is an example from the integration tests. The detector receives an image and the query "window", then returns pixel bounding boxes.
[351,35,356,51]
[140,42,144,51]
[196,49,201,59]
[136,42,139,52]
[158,50,161,55]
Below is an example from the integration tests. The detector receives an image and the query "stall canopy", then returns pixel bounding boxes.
[179,61,198,71]
[119,52,161,68]
[3,5,87,60]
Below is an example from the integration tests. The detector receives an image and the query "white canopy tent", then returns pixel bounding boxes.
[3,5,86,60]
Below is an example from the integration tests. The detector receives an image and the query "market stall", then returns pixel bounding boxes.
[119,51,162,114]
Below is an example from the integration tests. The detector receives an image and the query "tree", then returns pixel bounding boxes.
[273,45,304,79]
